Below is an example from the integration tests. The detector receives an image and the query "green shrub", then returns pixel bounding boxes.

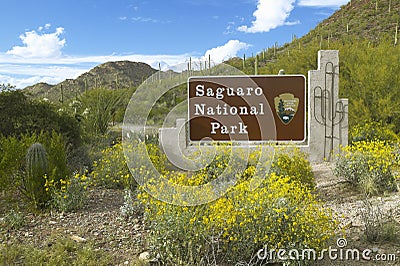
[360,199,400,244]
[77,88,123,136]
[334,140,398,196]
[46,172,88,212]
[45,131,70,184]
[0,209,25,231]
[0,135,27,192]
[0,89,81,147]
[91,142,131,189]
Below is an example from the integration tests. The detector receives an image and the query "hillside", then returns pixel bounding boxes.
[304,0,399,44]
[24,61,157,102]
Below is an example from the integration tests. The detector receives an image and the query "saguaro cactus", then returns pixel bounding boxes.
[26,142,49,208]
[59,84,64,104]
[255,55,258,75]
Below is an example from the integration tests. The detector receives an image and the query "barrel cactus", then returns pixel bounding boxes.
[25,142,49,208]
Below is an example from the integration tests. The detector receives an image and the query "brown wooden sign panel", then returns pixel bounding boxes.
[188,75,306,142]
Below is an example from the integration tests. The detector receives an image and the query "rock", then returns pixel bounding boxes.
[70,235,87,243]
[139,251,150,261]
[133,224,141,231]
[49,221,57,225]
[138,251,158,263]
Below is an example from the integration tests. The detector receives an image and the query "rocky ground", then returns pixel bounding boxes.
[1,189,147,265]
[313,163,400,265]
[1,163,399,265]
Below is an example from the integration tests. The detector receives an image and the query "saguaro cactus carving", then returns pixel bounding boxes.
[313,62,347,161]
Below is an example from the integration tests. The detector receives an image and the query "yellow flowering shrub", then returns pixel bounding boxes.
[270,148,315,189]
[91,142,130,188]
[45,172,88,212]
[334,140,399,196]
[138,149,336,265]
[91,141,167,190]
[350,121,399,144]
[206,174,335,262]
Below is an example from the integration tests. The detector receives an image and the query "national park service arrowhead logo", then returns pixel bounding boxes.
[274,93,299,125]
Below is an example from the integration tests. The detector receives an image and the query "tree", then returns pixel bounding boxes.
[78,88,123,136]
[0,83,16,92]
[0,89,81,146]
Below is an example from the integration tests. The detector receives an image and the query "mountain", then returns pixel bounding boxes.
[25,61,157,102]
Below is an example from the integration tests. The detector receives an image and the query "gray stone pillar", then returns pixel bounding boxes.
[308,50,348,162]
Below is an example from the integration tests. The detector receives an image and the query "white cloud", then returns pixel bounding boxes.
[0,38,250,88]
[38,23,51,31]
[132,16,158,23]
[0,52,192,88]
[0,74,67,89]
[238,0,297,33]
[298,0,348,7]
[0,64,87,79]
[0,52,192,67]
[224,22,236,35]
[204,40,250,63]
[6,27,65,58]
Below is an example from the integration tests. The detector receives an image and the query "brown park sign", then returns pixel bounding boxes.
[188,75,306,142]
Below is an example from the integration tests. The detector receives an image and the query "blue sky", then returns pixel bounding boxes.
[0,0,348,88]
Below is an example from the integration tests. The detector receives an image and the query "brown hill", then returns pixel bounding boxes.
[25,61,157,102]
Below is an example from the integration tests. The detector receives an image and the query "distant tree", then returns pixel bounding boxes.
[78,88,123,136]
[0,83,16,92]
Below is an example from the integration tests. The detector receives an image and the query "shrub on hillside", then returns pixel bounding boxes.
[350,121,399,144]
